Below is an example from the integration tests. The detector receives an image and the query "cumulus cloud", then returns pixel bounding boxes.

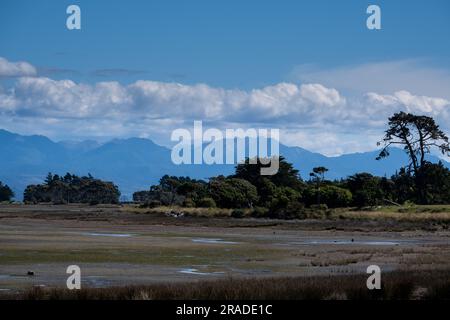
[366,91,449,113]
[0,86,17,111]
[0,57,37,77]
[1,57,449,155]
[4,77,346,123]
[13,77,131,118]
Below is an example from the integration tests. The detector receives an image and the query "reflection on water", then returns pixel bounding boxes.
[178,268,225,276]
[82,233,134,238]
[192,238,239,244]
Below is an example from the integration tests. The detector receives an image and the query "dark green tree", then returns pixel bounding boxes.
[303,185,352,208]
[391,168,415,204]
[377,112,450,203]
[309,166,329,205]
[414,162,450,204]
[45,172,54,185]
[344,173,384,207]
[24,173,120,204]
[209,177,258,208]
[0,181,14,202]
[234,156,303,191]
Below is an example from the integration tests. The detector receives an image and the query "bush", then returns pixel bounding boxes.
[182,198,195,208]
[197,197,217,208]
[231,209,245,218]
[303,185,352,208]
[210,178,258,208]
[310,204,328,210]
[344,173,383,207]
[140,200,161,208]
[269,201,306,219]
[251,206,269,218]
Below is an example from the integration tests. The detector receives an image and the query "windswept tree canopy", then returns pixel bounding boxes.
[377,112,450,174]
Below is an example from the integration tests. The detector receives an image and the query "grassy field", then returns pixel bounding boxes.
[0,203,449,299]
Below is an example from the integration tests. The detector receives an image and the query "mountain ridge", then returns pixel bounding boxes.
[0,129,449,200]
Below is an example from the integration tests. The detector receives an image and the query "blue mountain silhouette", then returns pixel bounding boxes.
[0,129,448,200]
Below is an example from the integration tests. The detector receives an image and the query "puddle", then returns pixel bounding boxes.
[192,238,239,244]
[178,268,225,276]
[82,233,134,238]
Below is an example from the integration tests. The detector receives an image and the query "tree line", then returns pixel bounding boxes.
[133,112,450,218]
[0,112,449,211]
[23,173,120,204]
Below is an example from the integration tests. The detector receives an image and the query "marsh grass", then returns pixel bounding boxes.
[338,210,450,222]
[3,270,449,300]
[123,204,450,222]
[124,205,237,218]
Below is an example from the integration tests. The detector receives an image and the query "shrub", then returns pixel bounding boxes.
[182,198,195,208]
[197,197,217,208]
[231,209,245,218]
[209,178,258,208]
[140,200,161,208]
[310,204,328,211]
[303,185,352,208]
[251,206,269,218]
[269,201,306,219]
[344,173,383,207]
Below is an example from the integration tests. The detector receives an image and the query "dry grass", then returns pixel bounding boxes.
[123,205,236,218]
[336,210,450,222]
[2,270,449,300]
[124,204,450,222]
[310,254,373,267]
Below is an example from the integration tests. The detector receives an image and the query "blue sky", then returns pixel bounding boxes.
[2,0,449,87]
[1,0,450,156]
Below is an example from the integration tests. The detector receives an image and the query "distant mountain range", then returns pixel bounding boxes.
[1,129,449,200]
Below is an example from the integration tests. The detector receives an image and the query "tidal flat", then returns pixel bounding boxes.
[0,204,448,298]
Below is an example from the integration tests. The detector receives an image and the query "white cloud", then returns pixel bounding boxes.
[1,57,449,156]
[299,83,344,107]
[13,77,132,118]
[366,91,450,115]
[0,85,17,111]
[5,77,346,123]
[0,57,37,77]
[291,60,450,99]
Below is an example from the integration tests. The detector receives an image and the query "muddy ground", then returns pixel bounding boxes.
[0,204,449,292]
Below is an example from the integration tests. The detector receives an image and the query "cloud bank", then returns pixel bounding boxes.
[290,60,450,100]
[0,57,449,156]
